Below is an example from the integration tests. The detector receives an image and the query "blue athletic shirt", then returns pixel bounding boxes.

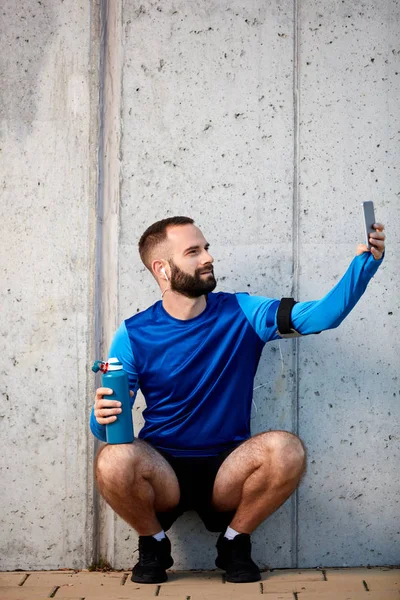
[90,252,383,456]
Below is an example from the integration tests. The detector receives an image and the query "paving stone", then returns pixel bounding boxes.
[219,581,262,591]
[53,583,158,597]
[365,570,400,591]
[27,571,125,586]
[54,586,161,600]
[296,592,400,600]
[160,580,262,595]
[262,569,325,582]
[158,587,261,596]
[367,579,399,591]
[0,568,397,600]
[82,597,187,600]
[0,573,28,586]
[189,594,293,600]
[0,586,54,599]
[325,567,400,580]
[157,570,223,585]
[261,579,366,593]
[253,592,294,600]
[81,597,179,600]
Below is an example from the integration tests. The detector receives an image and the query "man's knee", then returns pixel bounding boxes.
[95,442,139,490]
[257,431,307,474]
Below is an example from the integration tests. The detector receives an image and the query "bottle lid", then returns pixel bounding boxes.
[107,357,123,371]
[91,360,104,373]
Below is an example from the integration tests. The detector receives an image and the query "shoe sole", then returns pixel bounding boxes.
[216,558,261,583]
[131,556,173,584]
[225,572,261,583]
[131,571,168,584]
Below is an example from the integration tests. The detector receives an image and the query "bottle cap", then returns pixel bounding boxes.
[91,360,104,373]
[107,357,123,371]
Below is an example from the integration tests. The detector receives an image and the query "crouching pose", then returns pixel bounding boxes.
[91,216,385,583]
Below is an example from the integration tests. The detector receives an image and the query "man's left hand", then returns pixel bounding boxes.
[356,223,385,260]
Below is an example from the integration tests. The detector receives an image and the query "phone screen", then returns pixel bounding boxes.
[362,201,375,249]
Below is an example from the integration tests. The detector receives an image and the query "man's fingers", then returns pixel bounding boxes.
[94,405,122,425]
[96,407,122,417]
[369,227,385,257]
[369,231,385,241]
[369,240,385,252]
[356,243,368,256]
[370,246,384,260]
[95,387,113,400]
[356,240,384,260]
[94,387,132,425]
[96,399,122,409]
[373,222,385,232]
[96,415,118,425]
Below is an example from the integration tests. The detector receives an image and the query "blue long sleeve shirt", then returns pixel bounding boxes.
[90,252,383,456]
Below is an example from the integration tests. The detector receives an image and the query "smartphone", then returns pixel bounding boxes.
[361,201,376,249]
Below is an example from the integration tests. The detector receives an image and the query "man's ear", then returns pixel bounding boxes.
[152,259,169,281]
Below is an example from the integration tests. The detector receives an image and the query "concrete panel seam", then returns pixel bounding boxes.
[290,0,301,569]
[93,0,123,567]
[87,0,102,570]
[92,0,107,567]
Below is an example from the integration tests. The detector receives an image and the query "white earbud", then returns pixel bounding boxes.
[161,267,169,281]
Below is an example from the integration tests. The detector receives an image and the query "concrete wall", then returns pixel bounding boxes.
[297,0,400,567]
[0,0,100,569]
[1,0,399,571]
[112,0,400,569]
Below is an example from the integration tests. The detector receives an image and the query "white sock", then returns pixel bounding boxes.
[224,526,240,540]
[152,530,166,542]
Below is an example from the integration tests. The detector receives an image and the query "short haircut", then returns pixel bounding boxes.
[138,216,194,270]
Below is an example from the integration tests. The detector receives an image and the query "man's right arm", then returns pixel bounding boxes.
[90,322,139,441]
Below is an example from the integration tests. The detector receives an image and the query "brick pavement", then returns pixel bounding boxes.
[0,567,399,600]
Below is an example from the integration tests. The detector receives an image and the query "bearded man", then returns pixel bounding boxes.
[90,216,385,584]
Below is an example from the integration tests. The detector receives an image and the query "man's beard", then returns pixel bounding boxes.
[169,259,217,298]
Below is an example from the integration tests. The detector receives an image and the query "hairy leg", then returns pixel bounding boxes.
[212,431,306,533]
[95,439,180,536]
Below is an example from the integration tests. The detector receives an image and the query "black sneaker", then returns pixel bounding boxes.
[215,533,261,583]
[131,535,174,584]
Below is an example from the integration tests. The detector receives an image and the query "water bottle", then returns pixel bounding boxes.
[92,358,134,444]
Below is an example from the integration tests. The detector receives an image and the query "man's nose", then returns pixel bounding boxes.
[202,250,214,264]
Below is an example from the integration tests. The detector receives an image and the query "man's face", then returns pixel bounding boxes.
[166,224,216,298]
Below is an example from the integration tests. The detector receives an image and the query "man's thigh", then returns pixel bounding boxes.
[95,439,180,513]
[211,431,306,512]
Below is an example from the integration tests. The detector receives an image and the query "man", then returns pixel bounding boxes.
[90,216,385,584]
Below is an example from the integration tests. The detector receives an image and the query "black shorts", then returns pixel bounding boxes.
[155,444,240,533]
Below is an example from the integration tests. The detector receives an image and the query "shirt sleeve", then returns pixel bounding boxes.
[89,321,139,442]
[236,251,384,342]
[236,294,281,343]
[290,251,384,334]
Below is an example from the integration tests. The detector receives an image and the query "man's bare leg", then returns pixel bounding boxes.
[211,431,306,582]
[95,439,180,536]
[212,430,306,532]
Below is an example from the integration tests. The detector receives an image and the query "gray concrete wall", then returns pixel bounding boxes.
[115,0,297,571]
[0,0,100,570]
[112,0,399,570]
[1,0,399,571]
[297,0,400,567]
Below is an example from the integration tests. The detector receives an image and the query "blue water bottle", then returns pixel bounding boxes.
[92,358,134,444]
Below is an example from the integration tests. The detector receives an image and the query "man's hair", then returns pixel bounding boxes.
[138,216,194,270]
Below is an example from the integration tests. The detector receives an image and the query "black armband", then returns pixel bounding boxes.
[276,297,302,339]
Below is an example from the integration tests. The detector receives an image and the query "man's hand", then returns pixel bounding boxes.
[356,223,385,261]
[94,388,134,425]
